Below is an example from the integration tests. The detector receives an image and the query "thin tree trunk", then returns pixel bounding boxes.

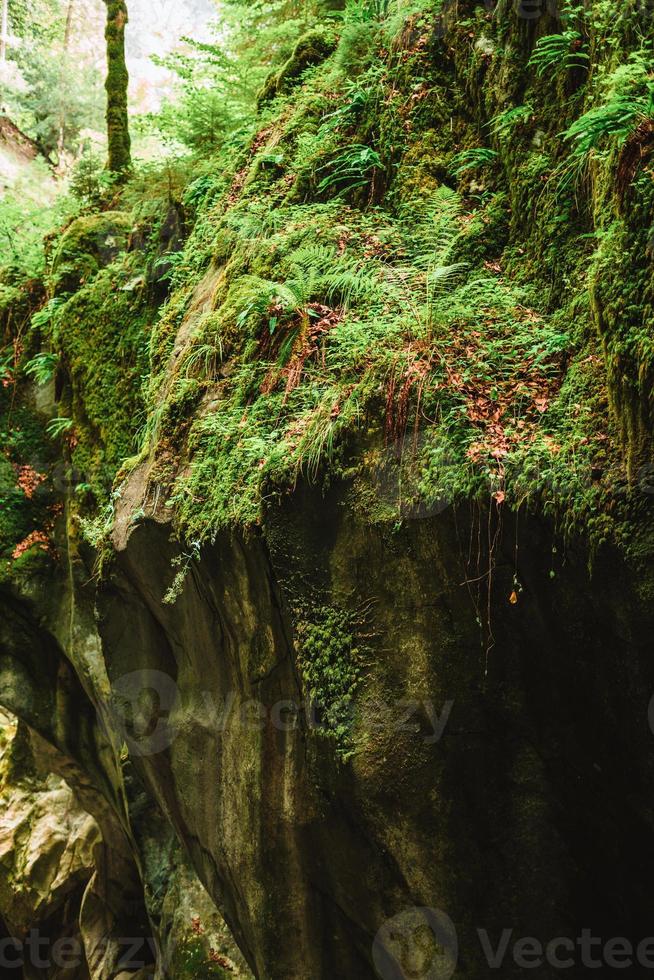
[103,0,131,176]
[56,0,75,164]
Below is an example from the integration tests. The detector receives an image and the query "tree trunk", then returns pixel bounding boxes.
[103,0,131,176]
[56,0,75,165]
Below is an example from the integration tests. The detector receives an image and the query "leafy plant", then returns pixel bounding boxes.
[46,416,74,439]
[488,105,534,140]
[565,86,654,160]
[295,605,363,757]
[321,76,380,131]
[182,343,223,380]
[30,297,67,333]
[70,150,117,207]
[287,244,388,309]
[24,351,58,385]
[236,277,311,334]
[0,347,15,386]
[449,147,498,176]
[340,0,391,23]
[527,31,589,78]
[317,144,383,195]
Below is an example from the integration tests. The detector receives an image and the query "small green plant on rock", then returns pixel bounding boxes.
[24,352,58,385]
[488,105,534,141]
[295,605,363,759]
[317,144,383,195]
[565,85,654,161]
[449,147,498,176]
[527,31,589,78]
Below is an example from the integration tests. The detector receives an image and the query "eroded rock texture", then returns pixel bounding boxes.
[92,480,654,978]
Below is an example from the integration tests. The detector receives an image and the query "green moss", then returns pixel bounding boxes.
[295,605,362,758]
[103,0,132,175]
[391,130,450,200]
[52,261,150,497]
[51,211,132,294]
[258,26,339,105]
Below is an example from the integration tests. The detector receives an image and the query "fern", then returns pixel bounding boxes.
[287,245,388,310]
[321,67,385,133]
[488,105,534,140]
[399,186,462,264]
[24,351,59,385]
[565,86,654,160]
[426,263,468,295]
[236,276,311,333]
[29,297,66,332]
[528,31,589,78]
[182,342,223,380]
[449,148,498,176]
[341,0,391,23]
[317,144,383,195]
[46,417,74,439]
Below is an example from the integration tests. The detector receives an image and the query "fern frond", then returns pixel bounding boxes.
[528,31,589,78]
[449,148,499,176]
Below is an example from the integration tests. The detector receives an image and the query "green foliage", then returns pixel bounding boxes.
[565,86,654,161]
[0,165,70,277]
[317,144,383,194]
[13,52,104,160]
[23,351,58,384]
[144,2,328,152]
[69,150,117,208]
[449,148,498,176]
[0,400,53,564]
[170,932,232,979]
[488,105,534,141]
[0,347,15,387]
[527,31,589,78]
[341,0,391,22]
[295,605,363,757]
[48,253,152,496]
[45,416,73,439]
[2,0,649,569]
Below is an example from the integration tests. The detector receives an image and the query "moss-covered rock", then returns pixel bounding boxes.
[257,26,339,106]
[51,211,132,294]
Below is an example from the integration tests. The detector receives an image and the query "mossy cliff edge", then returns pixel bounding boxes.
[1,1,654,977]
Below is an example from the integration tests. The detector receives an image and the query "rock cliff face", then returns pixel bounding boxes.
[4,482,654,977]
[2,0,654,977]
[96,482,654,978]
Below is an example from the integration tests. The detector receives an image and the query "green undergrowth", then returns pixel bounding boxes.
[130,0,646,551]
[4,0,654,569]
